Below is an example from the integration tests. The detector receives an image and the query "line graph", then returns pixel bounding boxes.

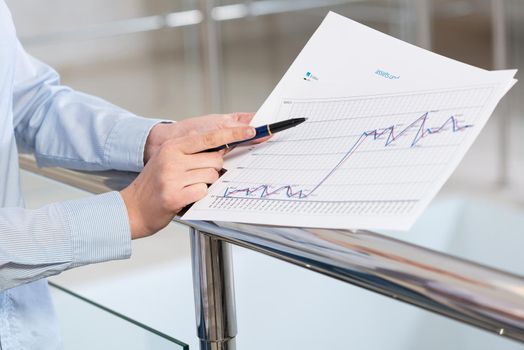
[183,82,509,230]
[223,112,473,200]
[209,87,491,208]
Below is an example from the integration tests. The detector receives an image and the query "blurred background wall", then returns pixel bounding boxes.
[5,0,524,201]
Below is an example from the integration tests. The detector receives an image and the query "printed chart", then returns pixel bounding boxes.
[184,84,503,229]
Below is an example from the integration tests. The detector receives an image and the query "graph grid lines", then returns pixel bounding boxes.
[206,85,495,217]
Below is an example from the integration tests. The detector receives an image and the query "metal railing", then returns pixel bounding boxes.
[19,154,524,349]
[18,0,399,45]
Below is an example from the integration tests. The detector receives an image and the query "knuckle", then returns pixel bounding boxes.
[208,169,219,181]
[177,193,189,206]
[196,183,208,198]
[180,185,203,204]
[232,128,245,140]
[212,152,224,164]
[188,183,207,200]
[169,188,188,211]
[171,190,185,206]
[160,140,179,155]
[171,197,185,212]
[216,157,224,169]
[162,139,176,150]
[205,153,223,170]
[172,152,185,164]
[203,133,216,146]
[226,113,236,121]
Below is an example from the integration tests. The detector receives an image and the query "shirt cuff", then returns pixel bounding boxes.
[57,191,132,267]
[104,116,172,172]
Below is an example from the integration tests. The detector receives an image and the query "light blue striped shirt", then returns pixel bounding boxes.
[0,2,162,349]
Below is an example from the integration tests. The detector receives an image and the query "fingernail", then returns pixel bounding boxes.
[245,127,256,138]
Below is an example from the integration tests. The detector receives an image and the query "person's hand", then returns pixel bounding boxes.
[144,112,257,163]
[121,125,255,239]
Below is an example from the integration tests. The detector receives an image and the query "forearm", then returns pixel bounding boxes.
[12,40,164,172]
[14,85,162,172]
[0,192,131,291]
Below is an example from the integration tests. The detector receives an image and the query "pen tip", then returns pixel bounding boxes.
[289,117,307,124]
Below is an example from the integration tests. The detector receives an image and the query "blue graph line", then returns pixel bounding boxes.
[224,112,473,199]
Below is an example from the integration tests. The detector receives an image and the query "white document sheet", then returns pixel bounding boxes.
[183,12,517,230]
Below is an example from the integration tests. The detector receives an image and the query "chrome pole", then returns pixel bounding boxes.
[190,228,237,350]
[491,0,509,187]
[198,0,224,112]
[414,0,432,50]
[396,0,432,48]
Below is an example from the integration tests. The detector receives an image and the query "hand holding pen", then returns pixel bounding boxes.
[203,117,307,152]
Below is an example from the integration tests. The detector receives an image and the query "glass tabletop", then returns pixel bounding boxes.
[49,282,189,350]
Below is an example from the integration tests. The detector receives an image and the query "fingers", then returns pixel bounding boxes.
[180,183,208,204]
[181,152,224,171]
[179,126,255,154]
[182,168,219,186]
[230,112,256,125]
[252,135,271,144]
[224,134,271,155]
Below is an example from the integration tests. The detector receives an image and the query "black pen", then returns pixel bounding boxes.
[204,117,307,152]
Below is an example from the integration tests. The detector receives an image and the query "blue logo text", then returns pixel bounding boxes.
[375,69,400,80]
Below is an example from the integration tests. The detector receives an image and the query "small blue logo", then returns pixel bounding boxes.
[304,71,319,81]
[375,69,400,80]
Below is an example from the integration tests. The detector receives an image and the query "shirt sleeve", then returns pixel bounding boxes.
[0,191,131,291]
[4,39,170,290]
[11,39,166,172]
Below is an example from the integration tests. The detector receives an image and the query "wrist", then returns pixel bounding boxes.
[120,185,149,240]
[144,124,161,164]
[144,121,177,164]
